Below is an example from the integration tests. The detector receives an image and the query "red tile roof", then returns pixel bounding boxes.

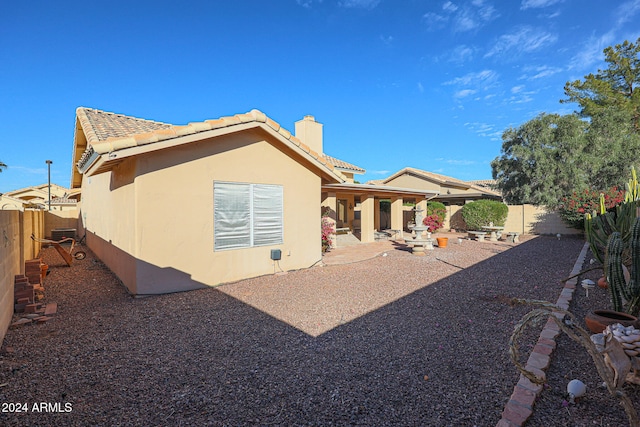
[74,108,348,182]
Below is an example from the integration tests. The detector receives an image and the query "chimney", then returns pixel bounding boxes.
[295,115,323,154]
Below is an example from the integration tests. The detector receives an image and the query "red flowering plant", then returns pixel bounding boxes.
[422,214,443,233]
[321,208,335,252]
[422,201,447,233]
[558,186,625,229]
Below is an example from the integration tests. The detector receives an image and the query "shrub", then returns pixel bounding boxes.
[321,208,335,252]
[422,201,447,233]
[558,186,624,229]
[461,199,508,230]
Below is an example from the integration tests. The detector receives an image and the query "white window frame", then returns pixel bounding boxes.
[214,181,283,251]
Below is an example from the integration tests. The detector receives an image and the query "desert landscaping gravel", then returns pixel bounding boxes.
[1,233,637,426]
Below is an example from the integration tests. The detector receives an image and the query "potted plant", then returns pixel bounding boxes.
[423,202,447,247]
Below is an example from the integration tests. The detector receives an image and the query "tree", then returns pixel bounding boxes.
[0,160,6,173]
[491,113,589,206]
[563,37,640,132]
[492,38,640,207]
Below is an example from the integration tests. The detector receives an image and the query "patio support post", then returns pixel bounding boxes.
[321,192,338,248]
[390,196,404,240]
[360,193,375,243]
[374,198,381,232]
[417,198,428,218]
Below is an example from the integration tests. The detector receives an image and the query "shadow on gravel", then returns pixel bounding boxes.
[0,236,585,426]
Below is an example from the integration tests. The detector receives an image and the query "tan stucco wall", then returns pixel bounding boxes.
[446,204,582,235]
[44,209,80,239]
[386,174,441,193]
[81,159,138,291]
[82,130,322,295]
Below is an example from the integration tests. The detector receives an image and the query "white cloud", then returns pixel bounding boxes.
[511,85,524,94]
[520,65,564,80]
[417,82,424,93]
[520,0,563,10]
[296,0,321,8]
[370,170,390,175]
[423,12,448,31]
[442,1,458,12]
[454,89,477,98]
[485,26,557,58]
[379,35,394,45]
[444,69,498,87]
[568,31,616,71]
[435,158,476,166]
[423,0,498,32]
[446,45,475,64]
[614,0,640,26]
[464,122,502,140]
[339,0,381,9]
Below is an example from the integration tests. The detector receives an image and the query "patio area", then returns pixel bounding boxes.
[0,234,609,426]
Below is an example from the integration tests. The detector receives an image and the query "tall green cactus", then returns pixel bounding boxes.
[585,166,640,265]
[605,218,640,316]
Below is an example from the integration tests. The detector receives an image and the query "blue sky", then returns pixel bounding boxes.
[1,0,639,193]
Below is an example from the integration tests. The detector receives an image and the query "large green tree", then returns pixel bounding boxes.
[492,38,640,205]
[564,37,640,131]
[491,113,589,206]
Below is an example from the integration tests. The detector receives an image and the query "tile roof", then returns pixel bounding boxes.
[74,107,345,182]
[385,167,502,197]
[77,108,172,144]
[321,154,365,174]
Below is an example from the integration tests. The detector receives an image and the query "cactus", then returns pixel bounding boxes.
[605,218,640,316]
[585,166,640,265]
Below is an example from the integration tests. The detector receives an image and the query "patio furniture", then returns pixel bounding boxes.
[467,231,487,241]
[505,232,520,243]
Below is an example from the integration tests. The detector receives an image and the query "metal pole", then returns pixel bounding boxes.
[46,160,52,210]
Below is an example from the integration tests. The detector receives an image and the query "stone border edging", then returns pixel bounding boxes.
[496,242,590,427]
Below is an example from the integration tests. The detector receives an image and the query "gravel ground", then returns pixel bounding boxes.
[525,246,640,427]
[0,234,602,426]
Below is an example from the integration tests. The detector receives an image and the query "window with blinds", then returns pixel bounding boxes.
[214,182,283,251]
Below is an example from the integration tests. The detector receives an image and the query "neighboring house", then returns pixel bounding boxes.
[71,108,436,295]
[1,184,78,211]
[376,167,502,205]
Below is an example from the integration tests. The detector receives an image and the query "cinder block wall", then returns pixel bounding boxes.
[0,211,21,344]
[0,210,44,345]
[44,209,80,239]
[444,203,582,235]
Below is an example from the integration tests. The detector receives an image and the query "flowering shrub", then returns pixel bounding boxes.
[321,209,335,252]
[422,214,443,232]
[559,187,624,229]
[422,201,447,233]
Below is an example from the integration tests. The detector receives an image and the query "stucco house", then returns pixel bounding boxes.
[71,108,436,295]
[377,168,502,204]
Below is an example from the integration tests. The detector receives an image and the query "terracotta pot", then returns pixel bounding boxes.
[597,276,608,289]
[585,309,639,334]
[436,237,448,248]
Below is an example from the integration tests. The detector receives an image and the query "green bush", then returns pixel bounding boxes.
[461,199,508,230]
[427,201,446,221]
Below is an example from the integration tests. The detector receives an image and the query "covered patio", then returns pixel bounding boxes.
[321,183,438,247]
